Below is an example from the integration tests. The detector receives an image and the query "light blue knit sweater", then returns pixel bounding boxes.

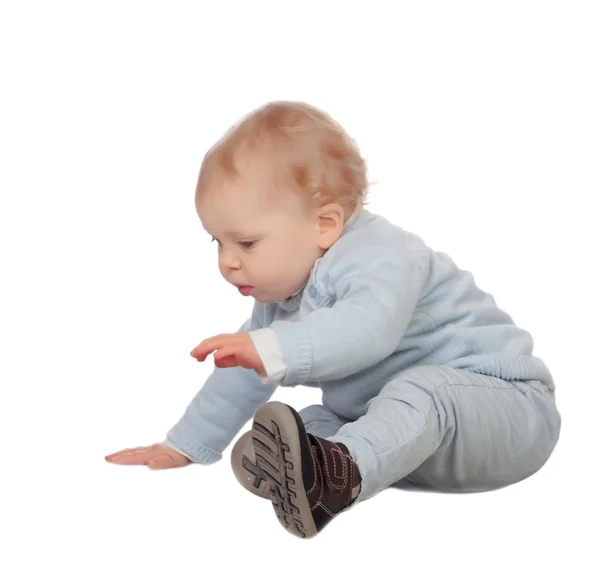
[165,208,553,463]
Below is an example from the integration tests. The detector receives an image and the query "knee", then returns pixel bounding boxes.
[526,386,561,466]
[537,393,561,463]
[365,378,443,433]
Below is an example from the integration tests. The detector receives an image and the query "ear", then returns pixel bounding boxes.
[316,203,345,250]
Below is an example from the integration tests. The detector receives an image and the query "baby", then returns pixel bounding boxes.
[105,101,561,539]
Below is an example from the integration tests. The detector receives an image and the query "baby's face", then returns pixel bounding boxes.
[197,171,324,304]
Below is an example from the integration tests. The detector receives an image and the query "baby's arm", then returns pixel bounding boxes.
[268,232,430,387]
[105,303,277,469]
[164,347,276,463]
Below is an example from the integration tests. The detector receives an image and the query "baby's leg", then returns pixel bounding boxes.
[327,365,561,502]
[298,403,348,437]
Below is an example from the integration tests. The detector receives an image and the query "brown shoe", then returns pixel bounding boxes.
[251,401,361,538]
[231,431,271,499]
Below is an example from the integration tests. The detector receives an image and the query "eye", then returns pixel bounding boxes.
[211,237,221,246]
[239,241,255,249]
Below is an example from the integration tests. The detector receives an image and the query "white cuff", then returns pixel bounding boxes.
[249,328,286,384]
[163,437,193,461]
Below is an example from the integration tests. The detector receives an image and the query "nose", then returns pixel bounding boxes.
[219,249,241,271]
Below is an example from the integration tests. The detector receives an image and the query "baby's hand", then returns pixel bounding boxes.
[105,443,191,470]
[190,332,266,376]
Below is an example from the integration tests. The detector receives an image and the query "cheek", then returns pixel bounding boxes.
[217,255,228,275]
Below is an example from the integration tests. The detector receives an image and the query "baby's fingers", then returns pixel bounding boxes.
[146,454,178,470]
[214,354,238,368]
[105,446,155,465]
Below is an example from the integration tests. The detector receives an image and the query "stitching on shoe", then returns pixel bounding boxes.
[314,437,330,478]
[307,443,319,495]
[315,437,348,492]
[331,446,347,490]
[310,461,324,509]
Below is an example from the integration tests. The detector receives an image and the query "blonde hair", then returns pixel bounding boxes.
[195,101,370,219]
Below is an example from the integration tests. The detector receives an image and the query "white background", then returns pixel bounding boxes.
[1,1,598,572]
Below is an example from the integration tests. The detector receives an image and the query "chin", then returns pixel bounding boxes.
[255,293,277,304]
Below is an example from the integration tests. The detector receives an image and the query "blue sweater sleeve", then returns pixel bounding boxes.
[165,303,278,463]
[269,232,430,387]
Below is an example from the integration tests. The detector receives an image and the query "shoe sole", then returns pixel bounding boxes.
[231,431,271,499]
[251,401,318,539]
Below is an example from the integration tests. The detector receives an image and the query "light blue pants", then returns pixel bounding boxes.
[298,366,561,502]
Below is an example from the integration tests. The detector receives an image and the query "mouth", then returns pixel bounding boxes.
[235,285,254,296]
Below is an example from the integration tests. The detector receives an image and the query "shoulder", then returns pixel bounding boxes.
[318,211,430,282]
